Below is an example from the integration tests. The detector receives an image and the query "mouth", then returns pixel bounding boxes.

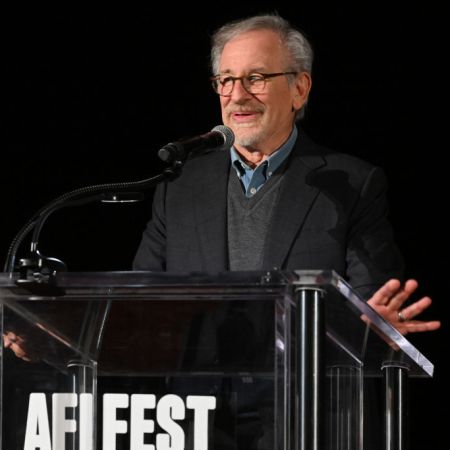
[230,110,260,123]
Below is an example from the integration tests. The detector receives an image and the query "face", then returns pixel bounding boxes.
[218,29,311,155]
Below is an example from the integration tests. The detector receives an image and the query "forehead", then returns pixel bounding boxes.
[219,29,288,73]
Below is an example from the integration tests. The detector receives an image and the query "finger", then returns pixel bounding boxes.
[400,296,432,320]
[368,279,401,305]
[404,320,441,333]
[3,332,18,347]
[387,279,419,310]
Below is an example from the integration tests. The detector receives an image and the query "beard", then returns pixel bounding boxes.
[231,122,269,149]
[235,129,267,148]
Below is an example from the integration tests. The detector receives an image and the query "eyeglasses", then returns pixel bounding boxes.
[210,71,297,96]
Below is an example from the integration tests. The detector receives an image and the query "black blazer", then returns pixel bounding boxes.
[134,130,403,298]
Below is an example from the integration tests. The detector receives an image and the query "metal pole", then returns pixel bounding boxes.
[382,364,409,450]
[296,287,325,450]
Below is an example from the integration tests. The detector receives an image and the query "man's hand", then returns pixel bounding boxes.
[367,279,441,335]
[3,331,40,362]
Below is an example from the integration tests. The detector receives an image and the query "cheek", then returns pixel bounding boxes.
[264,101,287,122]
[219,97,229,110]
[220,99,231,123]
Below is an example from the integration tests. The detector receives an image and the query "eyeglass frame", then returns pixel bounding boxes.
[210,71,298,96]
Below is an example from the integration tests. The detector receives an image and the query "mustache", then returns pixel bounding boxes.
[226,107,265,114]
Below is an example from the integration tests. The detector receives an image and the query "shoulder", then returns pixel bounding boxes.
[295,130,385,181]
[293,130,388,195]
[297,130,376,169]
[323,150,374,170]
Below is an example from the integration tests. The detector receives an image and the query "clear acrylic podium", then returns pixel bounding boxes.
[0,270,433,450]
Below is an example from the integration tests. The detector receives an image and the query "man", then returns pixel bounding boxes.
[134,14,439,334]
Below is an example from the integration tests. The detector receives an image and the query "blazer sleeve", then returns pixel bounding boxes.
[345,166,404,298]
[133,182,167,271]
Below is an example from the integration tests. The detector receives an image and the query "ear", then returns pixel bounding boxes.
[292,72,312,111]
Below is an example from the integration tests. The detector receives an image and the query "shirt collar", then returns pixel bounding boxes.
[230,126,298,177]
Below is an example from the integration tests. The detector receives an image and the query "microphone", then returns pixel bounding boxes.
[158,125,235,163]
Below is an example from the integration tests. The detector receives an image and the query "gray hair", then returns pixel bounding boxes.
[210,14,313,120]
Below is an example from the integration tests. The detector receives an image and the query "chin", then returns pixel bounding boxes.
[234,129,265,148]
[235,136,259,147]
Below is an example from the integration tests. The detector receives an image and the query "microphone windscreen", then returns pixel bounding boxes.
[211,125,235,150]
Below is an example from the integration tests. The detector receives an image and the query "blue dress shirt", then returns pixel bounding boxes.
[230,127,297,198]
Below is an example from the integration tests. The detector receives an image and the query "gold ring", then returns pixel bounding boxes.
[398,311,407,322]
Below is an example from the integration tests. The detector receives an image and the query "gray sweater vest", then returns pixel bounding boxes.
[227,168,284,270]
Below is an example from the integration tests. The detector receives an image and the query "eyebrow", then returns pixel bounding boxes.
[218,67,270,75]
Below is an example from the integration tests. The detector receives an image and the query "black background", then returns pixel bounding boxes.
[2,4,448,448]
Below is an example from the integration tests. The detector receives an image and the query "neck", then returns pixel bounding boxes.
[235,148,269,168]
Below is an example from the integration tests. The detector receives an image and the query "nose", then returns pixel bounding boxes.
[230,78,253,101]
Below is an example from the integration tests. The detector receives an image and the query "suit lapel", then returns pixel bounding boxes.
[192,150,230,271]
[263,135,326,269]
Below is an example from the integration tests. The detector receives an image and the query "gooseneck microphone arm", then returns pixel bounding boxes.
[3,163,181,275]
